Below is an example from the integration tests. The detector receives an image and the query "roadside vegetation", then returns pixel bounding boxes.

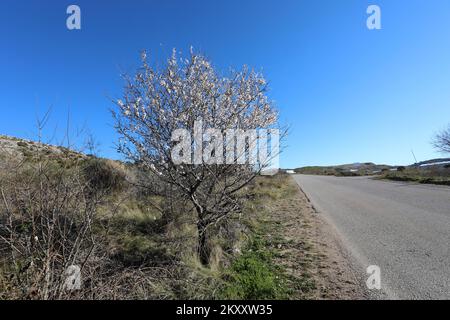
[0,137,318,299]
[220,175,317,300]
[378,166,450,186]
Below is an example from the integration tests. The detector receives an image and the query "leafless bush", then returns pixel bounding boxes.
[0,150,106,299]
[433,124,450,154]
[82,158,128,194]
[0,111,120,299]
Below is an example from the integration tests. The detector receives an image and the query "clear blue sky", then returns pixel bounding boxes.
[1,0,450,167]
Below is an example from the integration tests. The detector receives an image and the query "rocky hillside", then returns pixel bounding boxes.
[0,135,85,162]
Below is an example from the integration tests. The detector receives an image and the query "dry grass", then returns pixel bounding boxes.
[379,166,450,186]
[1,136,353,299]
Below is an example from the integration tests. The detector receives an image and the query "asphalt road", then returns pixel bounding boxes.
[293,175,450,300]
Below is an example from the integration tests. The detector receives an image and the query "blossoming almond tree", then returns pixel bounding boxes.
[112,49,282,265]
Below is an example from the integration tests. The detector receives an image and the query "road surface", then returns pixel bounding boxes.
[293,175,450,299]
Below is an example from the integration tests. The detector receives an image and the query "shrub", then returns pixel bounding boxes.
[0,156,101,299]
[82,158,127,193]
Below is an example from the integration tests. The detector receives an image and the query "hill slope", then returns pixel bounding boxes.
[294,162,393,176]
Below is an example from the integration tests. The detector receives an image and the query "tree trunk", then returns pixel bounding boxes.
[191,194,210,265]
[197,221,209,266]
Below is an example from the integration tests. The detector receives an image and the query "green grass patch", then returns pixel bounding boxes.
[219,234,289,300]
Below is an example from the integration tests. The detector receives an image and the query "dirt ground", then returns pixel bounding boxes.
[266,175,368,299]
